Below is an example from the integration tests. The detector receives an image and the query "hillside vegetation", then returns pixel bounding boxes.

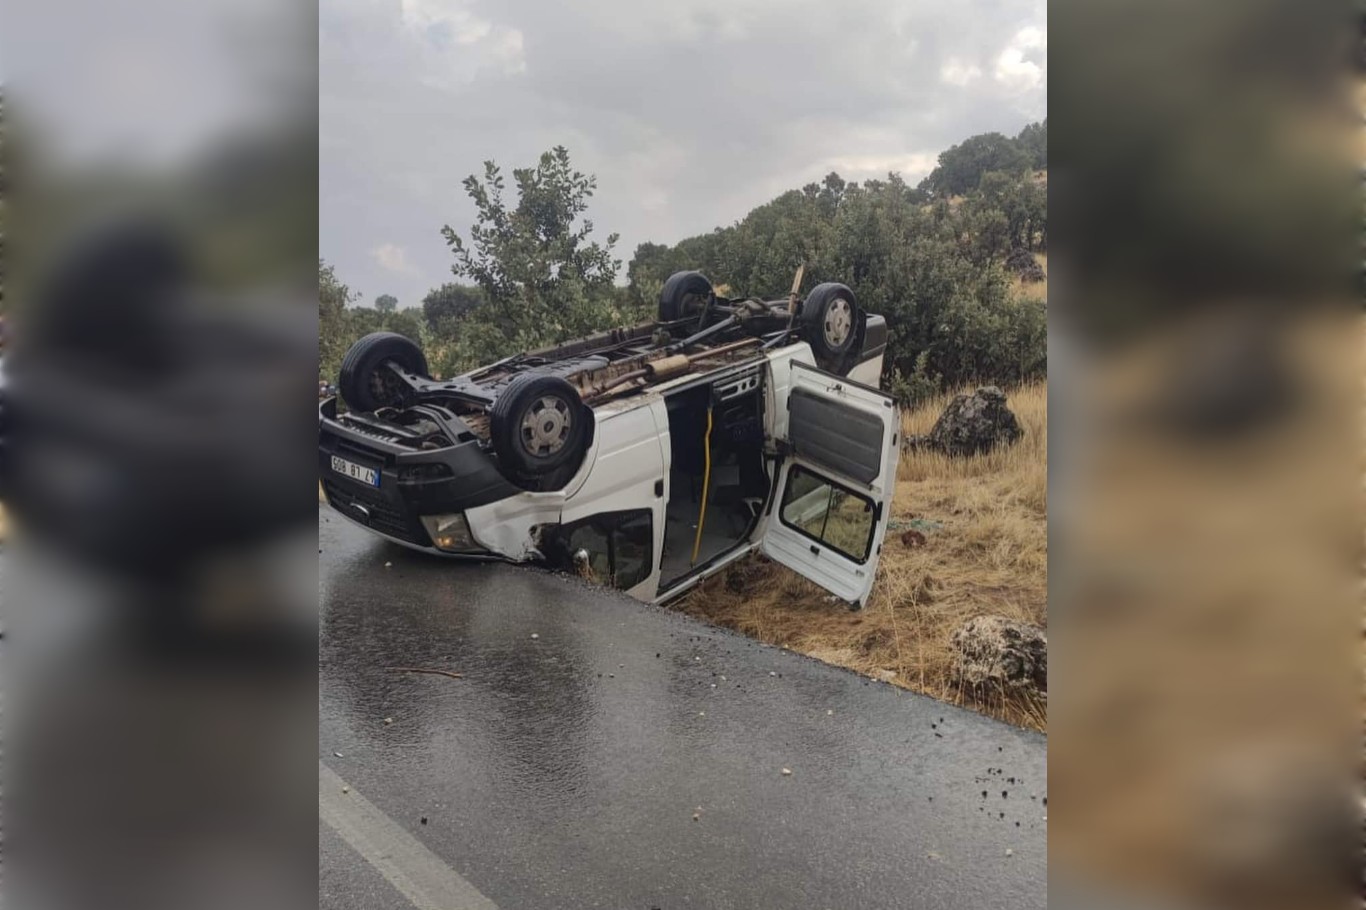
[320,121,1047,406]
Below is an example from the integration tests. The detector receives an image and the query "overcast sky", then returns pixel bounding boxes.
[321,0,1046,307]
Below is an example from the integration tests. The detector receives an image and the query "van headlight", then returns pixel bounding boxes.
[420,513,480,552]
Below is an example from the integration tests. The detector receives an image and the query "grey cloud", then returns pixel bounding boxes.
[321,0,1044,305]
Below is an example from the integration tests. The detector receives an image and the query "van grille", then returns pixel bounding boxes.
[323,479,428,545]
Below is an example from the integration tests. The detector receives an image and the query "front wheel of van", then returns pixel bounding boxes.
[339,332,429,412]
[490,373,591,489]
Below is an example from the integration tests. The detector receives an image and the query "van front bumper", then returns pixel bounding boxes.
[318,397,520,549]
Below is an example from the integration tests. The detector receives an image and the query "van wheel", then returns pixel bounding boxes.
[800,283,860,369]
[658,271,713,323]
[339,332,428,412]
[490,373,591,488]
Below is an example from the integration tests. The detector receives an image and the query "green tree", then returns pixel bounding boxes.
[421,283,483,335]
[375,293,398,314]
[920,132,1032,197]
[440,146,622,353]
[319,259,356,379]
[963,170,1048,261]
[384,308,423,344]
[1015,119,1047,169]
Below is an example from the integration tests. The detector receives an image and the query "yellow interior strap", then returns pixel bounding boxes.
[690,404,714,566]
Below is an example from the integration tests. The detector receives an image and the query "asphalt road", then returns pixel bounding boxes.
[319,507,1047,910]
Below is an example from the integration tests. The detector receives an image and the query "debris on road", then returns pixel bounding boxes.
[781,768,793,776]
[385,666,465,680]
[900,529,926,548]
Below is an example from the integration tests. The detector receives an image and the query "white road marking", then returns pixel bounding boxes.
[320,762,500,910]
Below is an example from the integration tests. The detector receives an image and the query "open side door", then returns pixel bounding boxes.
[759,360,900,607]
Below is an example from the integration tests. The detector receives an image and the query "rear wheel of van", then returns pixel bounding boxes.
[490,373,591,489]
[658,271,713,323]
[801,282,861,372]
[339,332,428,412]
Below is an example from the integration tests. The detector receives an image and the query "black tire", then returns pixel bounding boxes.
[489,373,590,487]
[658,271,712,323]
[800,282,860,367]
[339,332,428,412]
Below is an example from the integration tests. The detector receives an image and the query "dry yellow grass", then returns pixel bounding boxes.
[673,381,1048,731]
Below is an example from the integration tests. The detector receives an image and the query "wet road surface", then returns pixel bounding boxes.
[319,508,1047,909]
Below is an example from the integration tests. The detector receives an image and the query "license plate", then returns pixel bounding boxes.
[331,455,380,487]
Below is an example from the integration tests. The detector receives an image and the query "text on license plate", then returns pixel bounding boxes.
[331,455,380,487]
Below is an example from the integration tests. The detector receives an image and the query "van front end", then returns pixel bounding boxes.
[318,397,522,557]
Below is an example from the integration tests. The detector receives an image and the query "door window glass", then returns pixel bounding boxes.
[562,509,654,590]
[778,466,875,562]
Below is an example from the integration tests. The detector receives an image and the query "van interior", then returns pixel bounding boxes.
[659,370,770,590]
